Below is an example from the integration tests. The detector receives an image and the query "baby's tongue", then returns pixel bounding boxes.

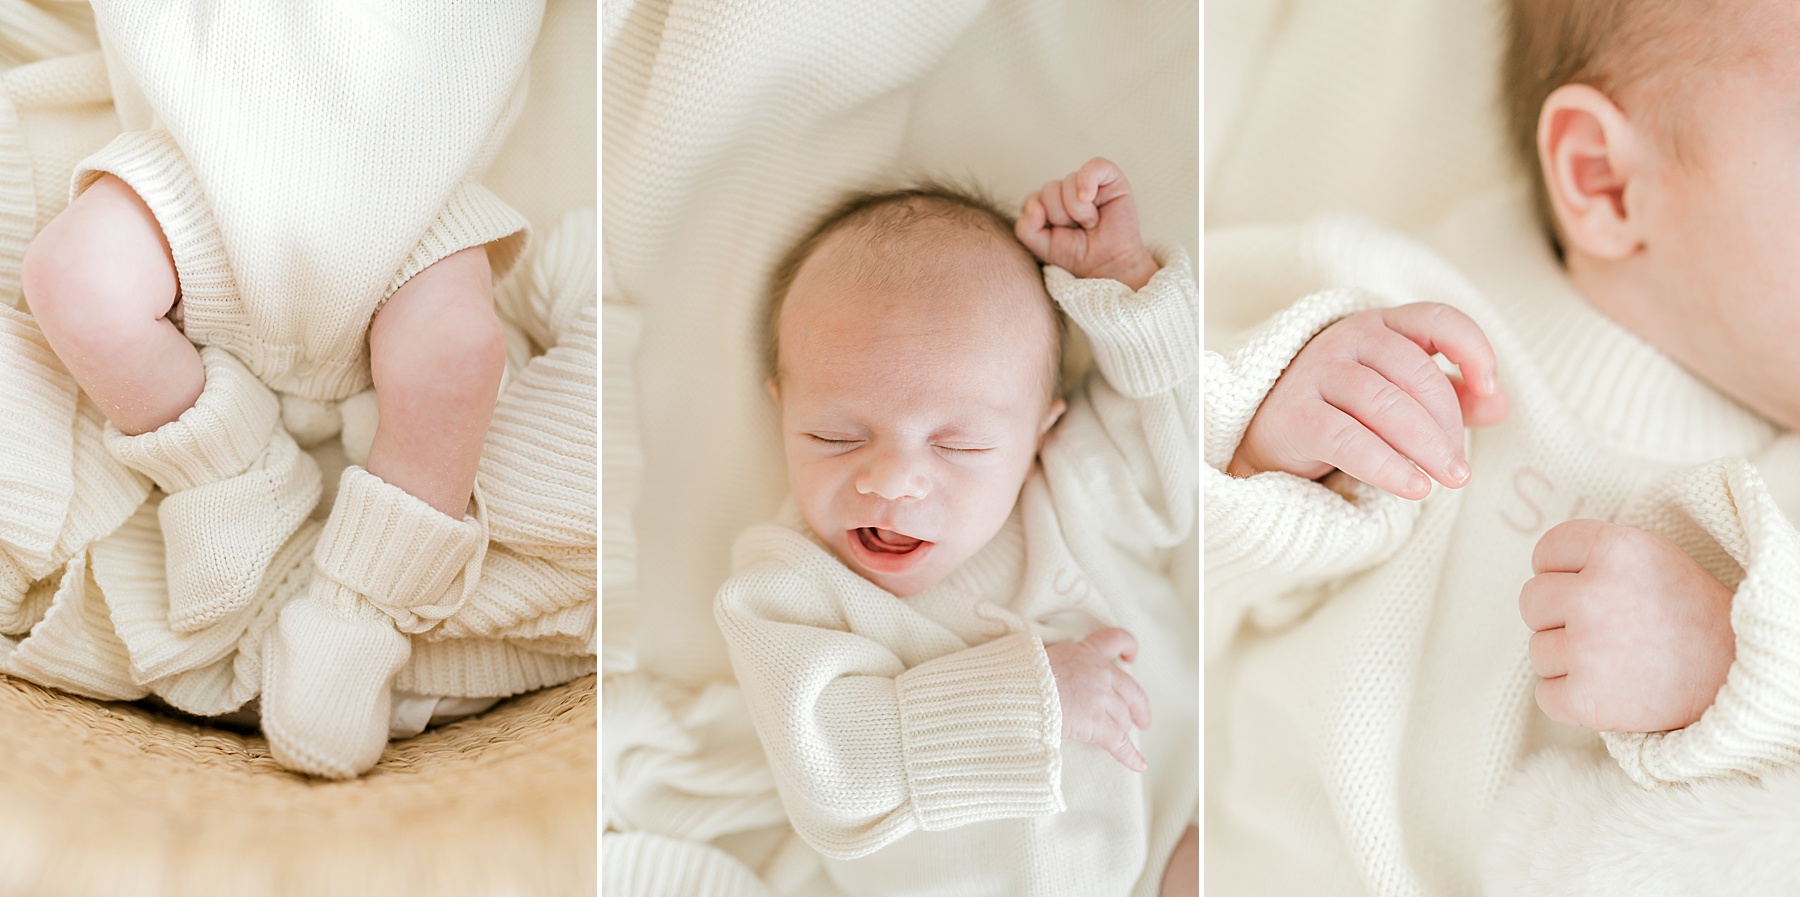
[868,527,922,551]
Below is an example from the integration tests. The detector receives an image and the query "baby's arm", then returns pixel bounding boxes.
[1016,159,1197,547]
[716,537,1149,857]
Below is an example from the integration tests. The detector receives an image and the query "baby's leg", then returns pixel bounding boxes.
[365,245,506,516]
[263,246,499,779]
[22,174,202,435]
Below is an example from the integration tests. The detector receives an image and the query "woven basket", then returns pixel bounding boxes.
[0,672,596,897]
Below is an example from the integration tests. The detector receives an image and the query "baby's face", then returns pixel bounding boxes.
[772,228,1062,596]
[1626,11,1800,425]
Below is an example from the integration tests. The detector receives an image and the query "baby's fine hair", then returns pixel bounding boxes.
[1500,0,1761,255]
[763,181,1068,399]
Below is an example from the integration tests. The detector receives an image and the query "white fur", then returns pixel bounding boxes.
[1483,749,1800,896]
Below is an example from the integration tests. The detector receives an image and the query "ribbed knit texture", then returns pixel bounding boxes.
[715,257,1196,893]
[602,832,779,897]
[1205,191,1788,897]
[105,346,322,634]
[312,466,485,634]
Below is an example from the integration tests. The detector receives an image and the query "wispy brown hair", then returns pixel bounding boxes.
[763,182,1067,400]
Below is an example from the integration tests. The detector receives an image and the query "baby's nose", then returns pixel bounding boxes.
[855,448,929,501]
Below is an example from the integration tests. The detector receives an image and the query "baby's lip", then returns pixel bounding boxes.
[846,526,934,575]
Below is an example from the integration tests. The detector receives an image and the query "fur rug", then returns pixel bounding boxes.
[1484,748,1800,896]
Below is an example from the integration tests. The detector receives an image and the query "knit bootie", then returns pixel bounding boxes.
[106,346,321,632]
[262,465,485,779]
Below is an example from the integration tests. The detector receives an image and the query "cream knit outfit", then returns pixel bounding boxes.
[0,4,596,773]
[716,249,1198,897]
[1206,189,1800,896]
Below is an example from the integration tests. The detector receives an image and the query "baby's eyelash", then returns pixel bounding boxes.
[807,434,859,445]
[935,444,993,454]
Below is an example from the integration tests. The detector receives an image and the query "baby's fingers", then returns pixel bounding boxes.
[1304,402,1432,500]
[1015,196,1051,258]
[1378,303,1500,398]
[1114,667,1152,731]
[1082,627,1139,663]
[1039,179,1075,228]
[1104,704,1148,772]
[1060,175,1096,228]
[1319,365,1467,490]
[1074,157,1129,208]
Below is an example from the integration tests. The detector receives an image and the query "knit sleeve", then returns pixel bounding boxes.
[715,527,1063,860]
[1203,287,1421,653]
[1600,458,1800,786]
[1039,244,1196,554]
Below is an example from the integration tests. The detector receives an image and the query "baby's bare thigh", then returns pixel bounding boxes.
[23,174,179,325]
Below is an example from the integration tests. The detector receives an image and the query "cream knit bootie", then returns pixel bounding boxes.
[105,346,321,632]
[263,466,485,779]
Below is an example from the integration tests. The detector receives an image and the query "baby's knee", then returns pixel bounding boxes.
[22,175,177,337]
[370,280,506,399]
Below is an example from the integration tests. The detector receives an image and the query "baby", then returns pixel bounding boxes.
[1208,0,1800,892]
[15,9,536,778]
[716,159,1198,896]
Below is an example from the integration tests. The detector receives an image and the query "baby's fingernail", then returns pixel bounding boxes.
[1482,372,1497,395]
[1448,459,1470,484]
[1407,471,1430,496]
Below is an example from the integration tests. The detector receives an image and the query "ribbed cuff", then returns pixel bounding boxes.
[1603,459,1800,785]
[315,466,485,633]
[381,181,529,311]
[893,632,1064,830]
[1203,286,1373,471]
[104,346,278,493]
[1046,244,1196,399]
[72,130,238,339]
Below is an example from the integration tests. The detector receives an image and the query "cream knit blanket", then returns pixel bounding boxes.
[0,1,595,722]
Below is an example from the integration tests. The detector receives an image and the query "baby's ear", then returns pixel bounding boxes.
[1538,83,1647,261]
[765,377,782,405]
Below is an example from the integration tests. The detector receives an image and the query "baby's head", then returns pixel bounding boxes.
[765,185,1067,596]
[1502,0,1800,425]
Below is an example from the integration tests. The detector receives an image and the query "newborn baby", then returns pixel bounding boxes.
[15,6,538,778]
[717,159,1198,896]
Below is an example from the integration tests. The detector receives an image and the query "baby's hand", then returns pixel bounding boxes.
[1226,303,1509,500]
[1521,519,1735,732]
[1046,627,1152,772]
[1015,157,1158,290]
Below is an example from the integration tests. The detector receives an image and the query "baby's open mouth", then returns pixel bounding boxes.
[856,527,925,554]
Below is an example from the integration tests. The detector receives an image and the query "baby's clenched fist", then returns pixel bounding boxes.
[1047,627,1152,772]
[1015,157,1158,290]
[1521,519,1736,733]
[1228,302,1509,500]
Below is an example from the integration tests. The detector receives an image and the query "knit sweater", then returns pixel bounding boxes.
[716,248,1198,897]
[1205,189,1800,897]
[0,9,595,718]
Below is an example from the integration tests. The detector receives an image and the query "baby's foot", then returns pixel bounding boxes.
[262,580,410,778]
[261,465,483,778]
